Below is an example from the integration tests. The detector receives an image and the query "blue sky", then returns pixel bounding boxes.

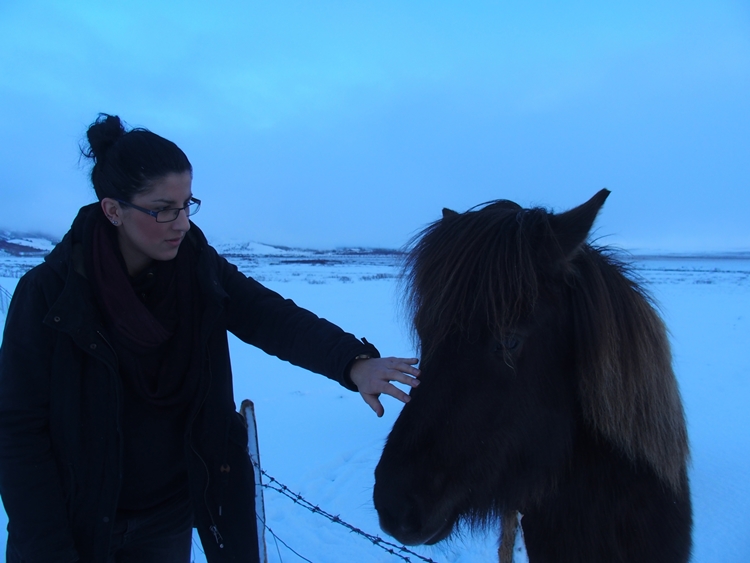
[0,0,748,250]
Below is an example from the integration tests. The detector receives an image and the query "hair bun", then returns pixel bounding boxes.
[84,114,126,160]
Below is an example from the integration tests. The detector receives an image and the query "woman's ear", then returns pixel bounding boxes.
[100,198,123,226]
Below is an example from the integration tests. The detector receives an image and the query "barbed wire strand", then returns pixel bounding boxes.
[254,462,440,563]
[268,524,286,563]
[191,535,205,563]
[263,521,315,563]
[254,500,303,563]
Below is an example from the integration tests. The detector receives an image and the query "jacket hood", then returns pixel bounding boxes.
[43,203,99,281]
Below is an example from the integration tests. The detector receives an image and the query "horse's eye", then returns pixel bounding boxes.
[503,336,520,351]
[493,335,521,354]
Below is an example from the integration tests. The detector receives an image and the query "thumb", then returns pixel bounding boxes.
[361,392,384,417]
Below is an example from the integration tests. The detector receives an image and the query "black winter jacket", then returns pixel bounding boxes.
[0,204,377,562]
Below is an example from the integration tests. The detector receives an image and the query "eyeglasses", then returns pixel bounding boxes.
[116,197,201,223]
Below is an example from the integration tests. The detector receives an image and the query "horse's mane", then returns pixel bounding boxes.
[569,247,688,491]
[404,202,689,492]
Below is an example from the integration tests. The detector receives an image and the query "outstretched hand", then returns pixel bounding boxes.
[349,357,421,417]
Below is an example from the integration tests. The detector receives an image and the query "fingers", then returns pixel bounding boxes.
[386,359,420,390]
[385,371,419,391]
[361,383,409,418]
[388,357,420,375]
[354,355,421,417]
[372,357,420,394]
[362,393,385,418]
[381,357,421,380]
[380,382,412,404]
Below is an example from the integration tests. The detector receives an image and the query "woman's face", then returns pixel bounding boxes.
[103,171,193,276]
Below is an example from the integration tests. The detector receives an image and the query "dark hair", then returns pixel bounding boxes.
[81,114,192,202]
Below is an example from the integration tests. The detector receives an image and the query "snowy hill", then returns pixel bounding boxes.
[0,231,58,256]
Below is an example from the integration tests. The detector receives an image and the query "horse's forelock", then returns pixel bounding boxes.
[404,205,550,362]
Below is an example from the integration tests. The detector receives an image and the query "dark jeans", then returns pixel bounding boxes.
[107,492,194,563]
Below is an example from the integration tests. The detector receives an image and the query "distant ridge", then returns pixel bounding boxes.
[212,240,404,258]
[0,230,746,260]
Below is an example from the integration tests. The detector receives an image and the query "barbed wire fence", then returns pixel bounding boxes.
[254,461,440,563]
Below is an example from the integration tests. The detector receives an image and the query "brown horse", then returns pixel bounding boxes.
[374,190,692,562]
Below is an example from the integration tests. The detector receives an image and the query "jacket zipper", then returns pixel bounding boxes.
[94,329,124,528]
[95,329,119,373]
[188,351,224,549]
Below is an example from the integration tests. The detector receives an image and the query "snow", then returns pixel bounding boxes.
[212,240,309,257]
[0,252,749,562]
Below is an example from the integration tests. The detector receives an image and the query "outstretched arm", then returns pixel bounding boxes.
[349,357,420,417]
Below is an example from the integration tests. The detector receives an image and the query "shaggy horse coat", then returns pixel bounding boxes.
[373,190,692,563]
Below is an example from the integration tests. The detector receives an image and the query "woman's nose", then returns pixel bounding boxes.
[173,208,191,231]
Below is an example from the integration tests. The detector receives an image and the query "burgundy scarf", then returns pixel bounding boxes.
[85,210,202,408]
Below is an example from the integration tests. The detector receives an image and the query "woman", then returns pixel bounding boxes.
[0,114,420,563]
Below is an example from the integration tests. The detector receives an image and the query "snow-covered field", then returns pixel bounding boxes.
[0,247,748,562]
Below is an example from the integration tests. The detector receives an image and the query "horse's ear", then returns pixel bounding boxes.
[548,189,610,258]
[442,208,459,219]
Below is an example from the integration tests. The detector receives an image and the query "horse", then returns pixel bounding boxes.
[373,190,692,563]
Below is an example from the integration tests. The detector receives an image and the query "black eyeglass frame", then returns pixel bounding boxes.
[116,197,201,223]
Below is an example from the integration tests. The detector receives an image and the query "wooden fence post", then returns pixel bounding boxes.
[241,399,268,563]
